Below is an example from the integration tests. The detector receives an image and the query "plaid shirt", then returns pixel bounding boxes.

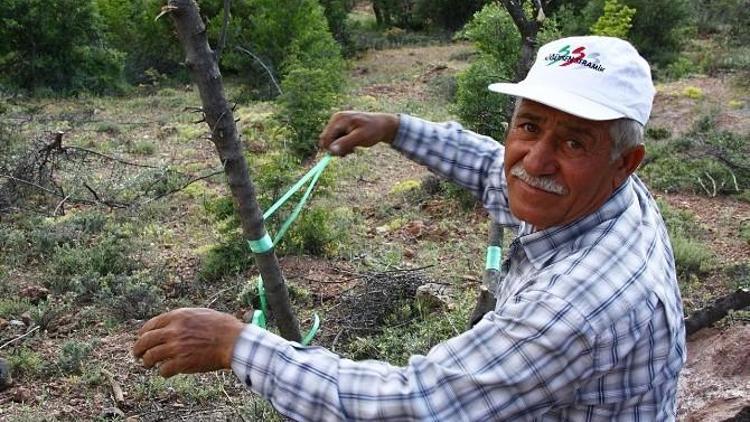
[232,115,686,421]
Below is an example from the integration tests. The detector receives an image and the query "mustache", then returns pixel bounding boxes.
[510,163,568,195]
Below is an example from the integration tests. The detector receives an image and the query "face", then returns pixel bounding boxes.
[504,100,640,229]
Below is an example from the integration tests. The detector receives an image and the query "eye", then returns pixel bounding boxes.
[565,139,584,151]
[520,122,538,133]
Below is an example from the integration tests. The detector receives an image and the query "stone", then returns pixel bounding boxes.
[8,320,25,328]
[0,358,12,391]
[12,386,33,403]
[19,285,49,304]
[101,406,125,419]
[415,283,453,312]
[20,312,32,327]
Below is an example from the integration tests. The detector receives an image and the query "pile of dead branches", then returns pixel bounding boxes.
[327,267,432,341]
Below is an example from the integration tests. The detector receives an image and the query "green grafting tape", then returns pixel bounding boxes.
[247,233,273,254]
[263,154,332,221]
[301,314,320,346]
[257,276,268,316]
[251,310,266,328]
[485,246,502,270]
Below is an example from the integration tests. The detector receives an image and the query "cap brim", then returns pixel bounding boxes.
[488,82,626,121]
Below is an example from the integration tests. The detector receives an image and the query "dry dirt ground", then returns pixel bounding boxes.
[1,42,749,420]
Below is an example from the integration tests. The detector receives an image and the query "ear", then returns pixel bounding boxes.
[612,144,644,186]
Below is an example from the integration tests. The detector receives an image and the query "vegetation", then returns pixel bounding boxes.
[0,0,748,419]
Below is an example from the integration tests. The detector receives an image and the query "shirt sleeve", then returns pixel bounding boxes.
[231,290,596,421]
[391,114,519,227]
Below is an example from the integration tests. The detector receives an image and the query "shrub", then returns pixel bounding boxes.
[95,0,185,83]
[7,348,44,378]
[590,0,636,38]
[640,116,749,196]
[57,340,94,375]
[0,0,126,95]
[278,206,343,256]
[657,199,714,277]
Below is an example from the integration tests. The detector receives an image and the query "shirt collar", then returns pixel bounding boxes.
[517,177,636,270]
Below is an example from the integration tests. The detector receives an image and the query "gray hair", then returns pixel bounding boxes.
[510,98,644,161]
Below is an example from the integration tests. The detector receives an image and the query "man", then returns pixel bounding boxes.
[133,36,686,420]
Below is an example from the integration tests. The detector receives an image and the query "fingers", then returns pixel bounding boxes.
[159,358,187,378]
[138,310,174,336]
[133,328,168,359]
[319,112,355,151]
[141,343,172,369]
[326,130,365,156]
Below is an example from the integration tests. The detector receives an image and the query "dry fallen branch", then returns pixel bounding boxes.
[685,289,750,336]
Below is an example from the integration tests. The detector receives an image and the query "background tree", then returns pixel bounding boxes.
[0,0,126,94]
[590,0,635,38]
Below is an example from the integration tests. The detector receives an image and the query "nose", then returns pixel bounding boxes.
[522,135,558,176]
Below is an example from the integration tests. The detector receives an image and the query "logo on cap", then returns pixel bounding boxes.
[544,45,605,73]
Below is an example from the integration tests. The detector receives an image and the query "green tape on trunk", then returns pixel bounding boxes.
[485,246,502,270]
[248,233,273,254]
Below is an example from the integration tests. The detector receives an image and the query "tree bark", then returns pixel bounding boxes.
[165,0,301,341]
[685,289,750,336]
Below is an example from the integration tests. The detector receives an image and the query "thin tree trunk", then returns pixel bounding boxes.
[468,223,503,328]
[164,0,301,341]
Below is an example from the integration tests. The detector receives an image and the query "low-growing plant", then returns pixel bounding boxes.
[57,340,95,375]
[199,236,255,284]
[7,348,45,378]
[640,116,749,196]
[0,298,31,320]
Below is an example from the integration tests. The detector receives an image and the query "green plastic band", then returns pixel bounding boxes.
[247,233,274,254]
[257,276,268,316]
[273,161,327,246]
[301,313,320,346]
[485,246,502,270]
[251,310,266,328]
[263,154,332,221]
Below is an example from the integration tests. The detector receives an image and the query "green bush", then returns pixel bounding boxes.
[640,116,749,196]
[0,298,30,320]
[0,0,127,95]
[7,348,44,378]
[57,340,94,375]
[199,236,254,283]
[95,0,184,83]
[590,0,636,38]
[279,206,343,256]
[101,271,164,320]
[657,199,714,277]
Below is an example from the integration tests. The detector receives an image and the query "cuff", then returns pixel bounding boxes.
[230,324,289,395]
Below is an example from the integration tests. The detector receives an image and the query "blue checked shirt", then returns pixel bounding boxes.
[232,115,686,421]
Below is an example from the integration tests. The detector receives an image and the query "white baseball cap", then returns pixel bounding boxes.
[488,36,655,126]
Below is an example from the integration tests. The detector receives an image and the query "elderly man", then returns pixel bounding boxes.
[134,36,685,420]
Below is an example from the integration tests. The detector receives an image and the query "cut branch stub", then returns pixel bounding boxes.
[165,0,301,341]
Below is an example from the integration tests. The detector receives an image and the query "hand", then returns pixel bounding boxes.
[132,308,245,378]
[318,111,400,156]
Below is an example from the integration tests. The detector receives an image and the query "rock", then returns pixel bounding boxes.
[19,285,49,304]
[12,386,33,403]
[415,283,453,312]
[20,312,32,327]
[8,320,25,329]
[0,358,12,391]
[101,406,125,419]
